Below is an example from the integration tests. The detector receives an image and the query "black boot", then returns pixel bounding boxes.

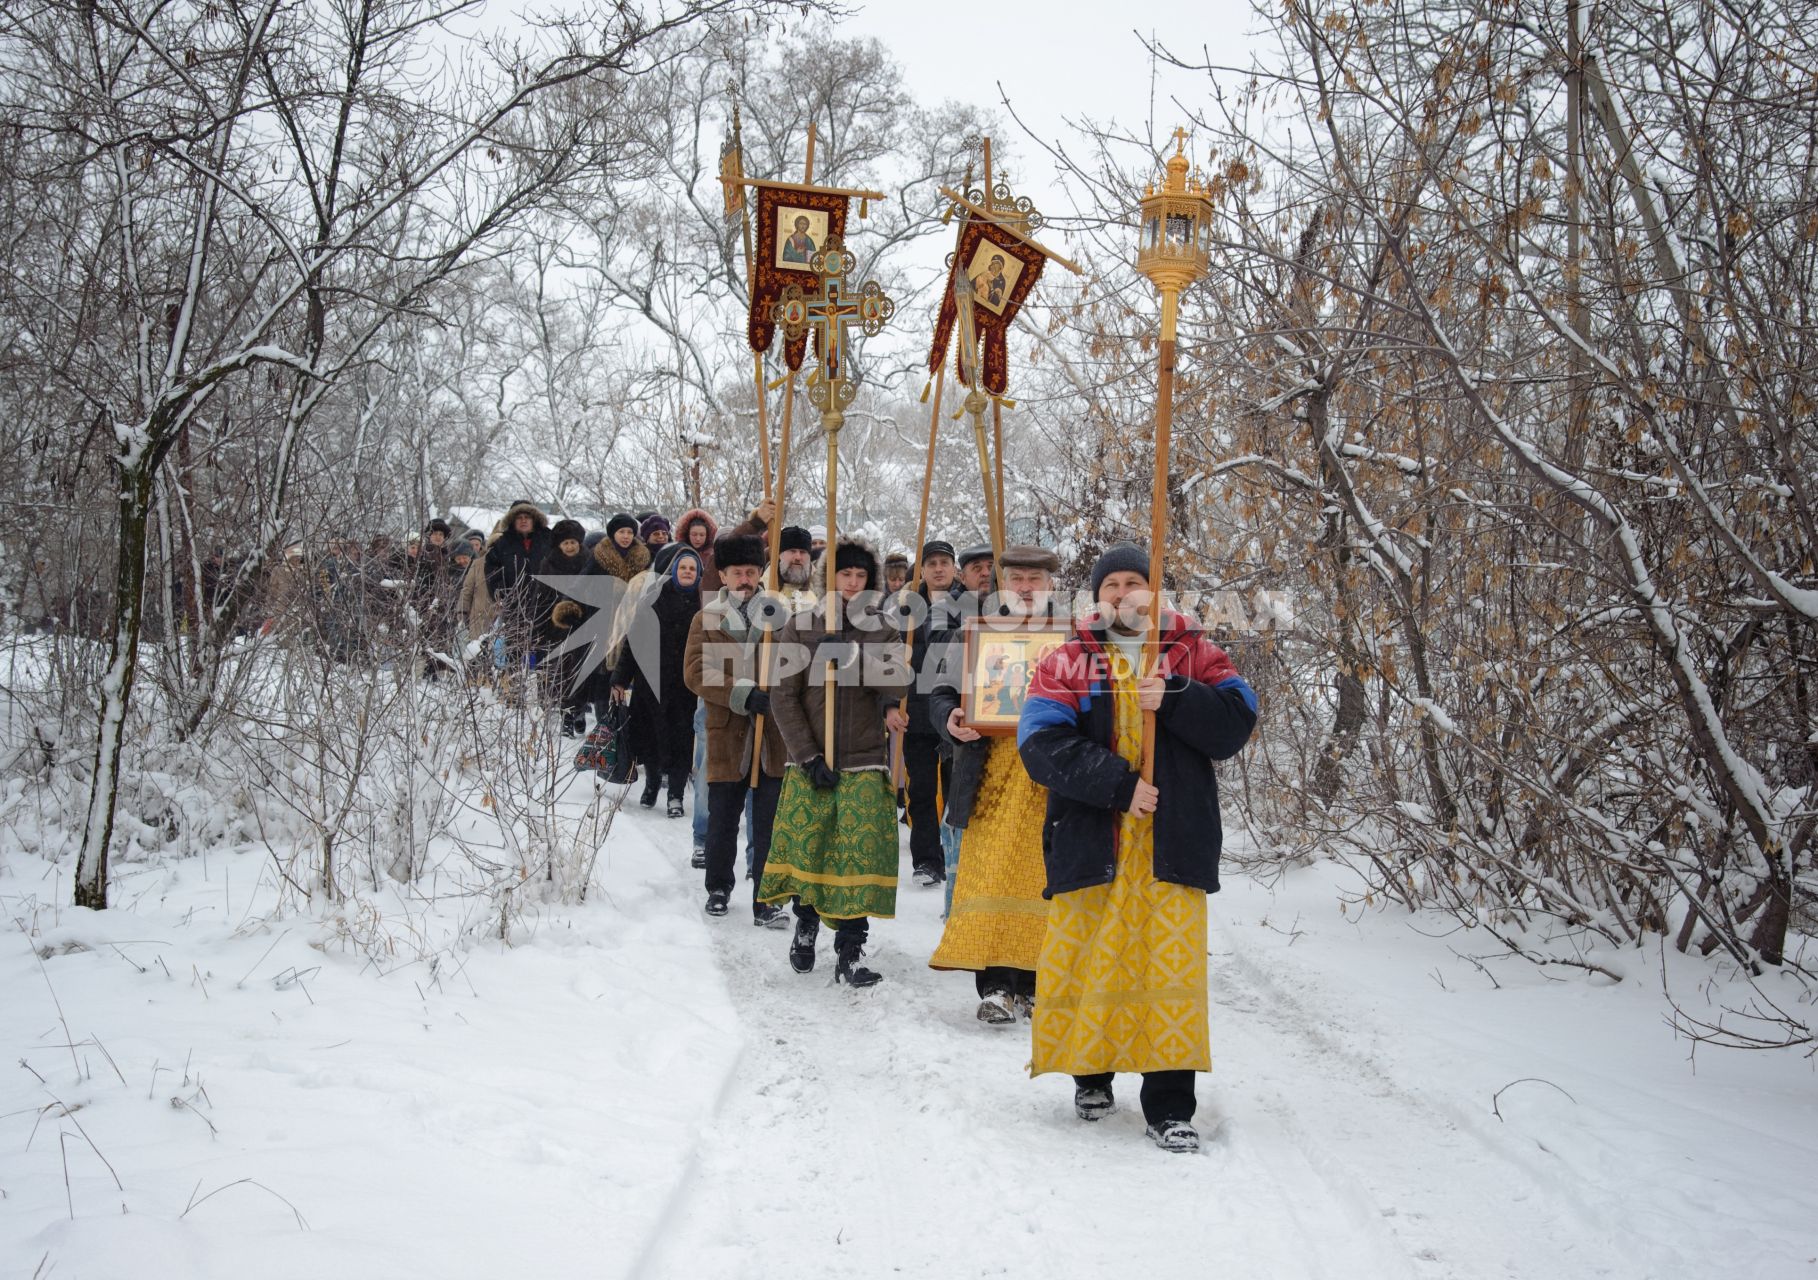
[833,935,882,988]
[789,915,819,973]
[639,775,659,808]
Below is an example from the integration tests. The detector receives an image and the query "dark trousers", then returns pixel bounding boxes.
[1072,1070,1197,1126]
[706,774,781,907]
[902,731,949,873]
[976,966,1036,999]
[792,900,868,945]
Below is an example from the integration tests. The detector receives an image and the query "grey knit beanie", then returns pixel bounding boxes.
[1089,543,1150,598]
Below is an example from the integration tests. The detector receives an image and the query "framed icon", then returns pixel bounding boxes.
[963,238,1026,315]
[774,206,829,272]
[960,617,1070,736]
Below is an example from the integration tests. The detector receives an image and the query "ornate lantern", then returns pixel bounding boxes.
[1136,127,1214,297]
[1134,127,1214,783]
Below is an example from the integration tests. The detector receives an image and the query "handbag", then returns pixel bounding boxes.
[575,701,633,779]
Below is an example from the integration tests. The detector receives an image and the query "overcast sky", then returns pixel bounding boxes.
[836,1,1267,225]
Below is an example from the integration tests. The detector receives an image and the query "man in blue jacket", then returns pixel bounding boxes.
[1017,543,1258,1153]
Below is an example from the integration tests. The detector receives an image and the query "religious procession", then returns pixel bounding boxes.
[467,123,1266,1157]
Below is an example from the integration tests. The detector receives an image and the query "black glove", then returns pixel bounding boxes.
[804,756,840,790]
[744,688,772,718]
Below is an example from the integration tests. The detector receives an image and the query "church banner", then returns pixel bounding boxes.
[749,183,851,371]
[928,218,1047,396]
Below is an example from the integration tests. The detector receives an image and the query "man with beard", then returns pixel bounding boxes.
[775,525,817,599]
[1017,543,1258,1154]
[684,533,791,926]
[929,545,1063,1025]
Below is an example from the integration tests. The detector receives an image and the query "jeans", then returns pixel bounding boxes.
[744,790,756,876]
[1072,1071,1197,1126]
[691,703,709,845]
[707,774,781,911]
[940,823,962,918]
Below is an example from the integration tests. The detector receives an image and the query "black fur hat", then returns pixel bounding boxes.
[831,536,879,590]
[550,518,586,547]
[779,525,813,554]
[714,532,767,572]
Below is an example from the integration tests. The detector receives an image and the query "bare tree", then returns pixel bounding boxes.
[0,0,814,908]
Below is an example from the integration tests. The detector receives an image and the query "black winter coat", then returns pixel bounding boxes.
[1017,613,1258,897]
[902,583,966,736]
[612,577,700,766]
[485,513,553,629]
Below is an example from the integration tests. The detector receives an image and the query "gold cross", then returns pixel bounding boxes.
[772,237,894,421]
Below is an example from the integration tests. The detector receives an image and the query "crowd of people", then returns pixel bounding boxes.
[261,496,1260,1156]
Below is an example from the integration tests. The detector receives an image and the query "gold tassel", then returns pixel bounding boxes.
[919,380,932,403]
[859,197,869,219]
[766,374,790,390]
[993,396,1018,409]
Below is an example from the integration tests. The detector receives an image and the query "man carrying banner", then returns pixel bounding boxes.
[684,532,791,927]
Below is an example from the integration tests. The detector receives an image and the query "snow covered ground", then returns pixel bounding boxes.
[4,786,1816,1279]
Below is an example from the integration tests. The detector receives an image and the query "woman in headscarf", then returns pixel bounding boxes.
[612,543,703,816]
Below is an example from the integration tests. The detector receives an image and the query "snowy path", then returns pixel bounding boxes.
[6,788,1815,1278]
[619,803,1818,1280]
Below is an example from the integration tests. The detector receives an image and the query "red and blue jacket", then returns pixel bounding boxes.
[1017,609,1258,896]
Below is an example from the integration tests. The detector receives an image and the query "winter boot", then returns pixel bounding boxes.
[1074,1085,1115,1122]
[1011,993,1036,1021]
[639,776,660,808]
[560,709,587,738]
[704,889,730,917]
[833,936,882,988]
[667,797,685,819]
[975,992,1016,1026]
[789,916,819,973]
[912,863,944,887]
[1145,1120,1200,1154]
[690,843,707,869]
[754,903,791,930]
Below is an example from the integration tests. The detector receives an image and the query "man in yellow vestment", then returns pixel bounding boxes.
[1017,544,1258,1153]
[927,545,1061,1024]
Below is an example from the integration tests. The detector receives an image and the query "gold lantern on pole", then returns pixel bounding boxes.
[1135,127,1214,783]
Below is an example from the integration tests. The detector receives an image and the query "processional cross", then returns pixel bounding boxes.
[772,235,895,764]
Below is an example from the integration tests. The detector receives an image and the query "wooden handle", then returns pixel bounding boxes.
[1140,290,1178,785]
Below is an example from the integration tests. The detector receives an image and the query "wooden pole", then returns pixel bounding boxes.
[992,396,1007,553]
[823,412,839,767]
[748,372,796,788]
[893,364,947,779]
[731,102,772,505]
[1140,287,1179,784]
[746,126,817,786]
[796,118,840,770]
